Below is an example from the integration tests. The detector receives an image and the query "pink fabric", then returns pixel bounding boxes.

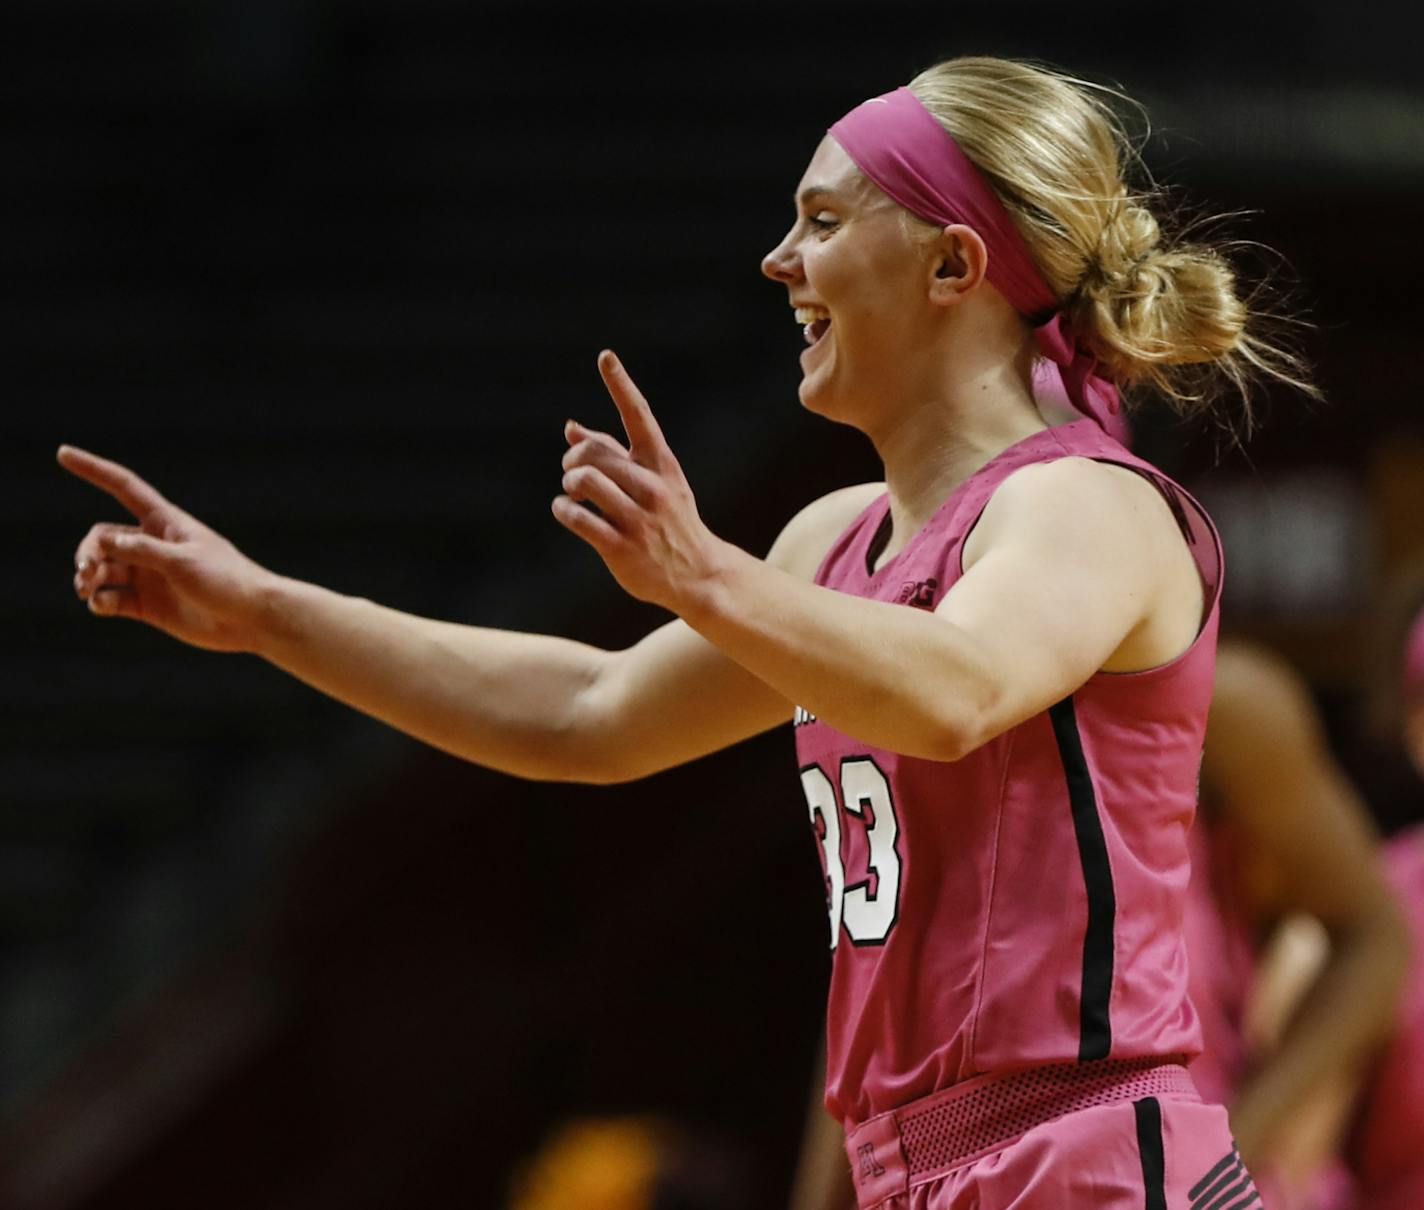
[1032,359,1130,447]
[843,1094,1245,1210]
[1403,609,1424,702]
[829,87,1122,430]
[844,1058,1195,1188]
[794,419,1224,1129]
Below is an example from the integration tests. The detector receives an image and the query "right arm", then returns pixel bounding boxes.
[60,444,880,784]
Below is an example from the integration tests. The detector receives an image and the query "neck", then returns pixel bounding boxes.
[868,343,1047,564]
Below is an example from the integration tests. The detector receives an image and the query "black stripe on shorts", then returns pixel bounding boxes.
[1049,696,1116,1060]
[1189,1146,1262,1210]
[1133,1097,1166,1210]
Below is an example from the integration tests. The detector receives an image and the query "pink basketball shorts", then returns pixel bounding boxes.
[843,1058,1261,1209]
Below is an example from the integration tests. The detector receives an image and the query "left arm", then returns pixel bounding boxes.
[556,352,1172,760]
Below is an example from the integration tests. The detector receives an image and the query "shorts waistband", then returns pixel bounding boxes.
[843,1056,1198,1208]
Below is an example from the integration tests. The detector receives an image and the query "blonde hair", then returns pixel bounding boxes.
[906,56,1319,429]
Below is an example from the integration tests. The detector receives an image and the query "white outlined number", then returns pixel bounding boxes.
[800,758,902,949]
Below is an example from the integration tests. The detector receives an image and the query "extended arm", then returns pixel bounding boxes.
[1202,641,1409,1170]
[59,444,876,784]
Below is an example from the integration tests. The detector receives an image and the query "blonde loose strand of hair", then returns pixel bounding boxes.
[908,57,1321,436]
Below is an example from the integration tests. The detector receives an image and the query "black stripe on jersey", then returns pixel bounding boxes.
[1048,696,1116,1061]
[1133,1097,1166,1210]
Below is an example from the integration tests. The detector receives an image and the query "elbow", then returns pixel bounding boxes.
[918,641,1005,763]
[922,728,974,764]
[922,688,1001,763]
[531,667,651,785]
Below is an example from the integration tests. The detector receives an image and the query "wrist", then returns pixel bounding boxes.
[248,572,312,660]
[675,538,747,629]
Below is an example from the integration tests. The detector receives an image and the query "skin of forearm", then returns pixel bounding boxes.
[1230,910,1408,1166]
[252,575,613,782]
[683,545,998,761]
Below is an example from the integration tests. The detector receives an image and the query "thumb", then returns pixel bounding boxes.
[98,529,181,571]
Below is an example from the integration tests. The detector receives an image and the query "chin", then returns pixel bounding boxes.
[797,376,866,430]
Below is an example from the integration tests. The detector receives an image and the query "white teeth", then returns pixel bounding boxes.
[794,306,830,324]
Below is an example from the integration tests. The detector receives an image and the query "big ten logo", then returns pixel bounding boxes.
[894,577,938,609]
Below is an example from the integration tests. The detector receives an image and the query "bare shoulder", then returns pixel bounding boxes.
[964,455,1167,569]
[991,454,1168,518]
[765,482,886,581]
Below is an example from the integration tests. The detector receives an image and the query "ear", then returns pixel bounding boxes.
[927,223,989,306]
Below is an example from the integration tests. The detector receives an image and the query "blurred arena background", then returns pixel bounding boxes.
[2,1,1422,1206]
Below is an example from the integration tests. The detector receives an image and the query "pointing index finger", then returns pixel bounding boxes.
[57,444,176,522]
[597,350,667,465]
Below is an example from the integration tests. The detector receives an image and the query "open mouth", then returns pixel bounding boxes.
[795,306,832,347]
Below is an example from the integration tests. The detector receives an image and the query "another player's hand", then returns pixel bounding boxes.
[554,350,731,614]
[58,445,278,653]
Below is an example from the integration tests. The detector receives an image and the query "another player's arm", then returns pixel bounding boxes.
[788,1034,855,1210]
[1201,642,1409,1169]
[59,442,878,784]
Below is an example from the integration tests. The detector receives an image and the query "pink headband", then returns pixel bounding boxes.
[1404,607,1424,703]
[829,87,1121,432]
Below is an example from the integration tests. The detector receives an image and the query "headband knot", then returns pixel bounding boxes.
[829,87,1122,434]
[1033,312,1121,430]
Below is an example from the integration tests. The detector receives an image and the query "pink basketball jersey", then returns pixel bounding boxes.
[793,419,1222,1128]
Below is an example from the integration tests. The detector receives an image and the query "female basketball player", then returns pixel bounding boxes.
[62,57,1318,1206]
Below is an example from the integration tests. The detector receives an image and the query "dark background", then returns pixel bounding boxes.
[3,2,1423,1207]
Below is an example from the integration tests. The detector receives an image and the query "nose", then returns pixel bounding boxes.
[761,226,802,285]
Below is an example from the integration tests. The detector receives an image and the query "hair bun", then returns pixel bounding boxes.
[908,56,1320,430]
[1098,200,1161,277]
[1075,228,1247,382]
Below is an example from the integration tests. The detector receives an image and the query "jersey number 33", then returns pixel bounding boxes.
[800,757,903,949]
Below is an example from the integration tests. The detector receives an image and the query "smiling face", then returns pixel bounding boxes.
[761,137,942,429]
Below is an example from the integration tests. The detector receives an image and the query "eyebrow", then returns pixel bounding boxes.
[796,185,837,207]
